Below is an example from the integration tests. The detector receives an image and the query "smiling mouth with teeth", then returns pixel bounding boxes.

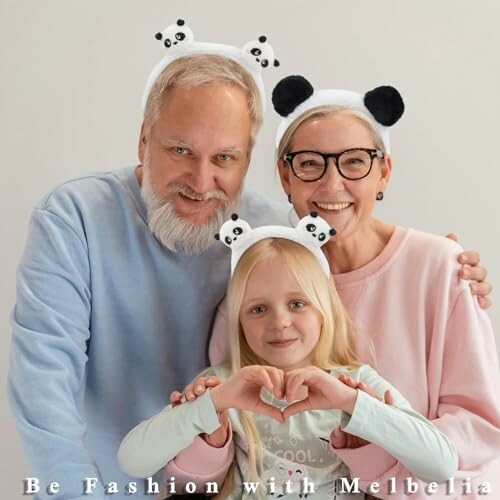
[314,201,353,211]
[180,192,206,202]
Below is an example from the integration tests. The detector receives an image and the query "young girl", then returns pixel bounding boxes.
[117,213,457,499]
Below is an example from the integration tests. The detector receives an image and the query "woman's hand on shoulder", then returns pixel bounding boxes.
[446,233,492,309]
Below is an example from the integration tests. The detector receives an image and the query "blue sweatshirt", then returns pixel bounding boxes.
[8,166,288,500]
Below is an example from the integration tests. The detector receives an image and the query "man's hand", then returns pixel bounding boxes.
[169,376,230,447]
[169,375,222,407]
[446,233,492,309]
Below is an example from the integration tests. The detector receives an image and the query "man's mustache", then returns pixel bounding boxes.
[167,184,228,202]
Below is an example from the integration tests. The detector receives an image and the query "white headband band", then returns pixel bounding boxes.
[215,212,335,277]
[142,19,280,112]
[272,75,404,154]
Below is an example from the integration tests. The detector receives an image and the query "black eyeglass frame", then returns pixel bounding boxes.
[283,148,385,182]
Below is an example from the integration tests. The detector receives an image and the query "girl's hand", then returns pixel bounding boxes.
[282,367,357,419]
[210,365,285,422]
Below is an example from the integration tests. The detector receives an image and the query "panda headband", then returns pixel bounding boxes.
[143,19,280,112]
[273,75,404,154]
[215,212,335,277]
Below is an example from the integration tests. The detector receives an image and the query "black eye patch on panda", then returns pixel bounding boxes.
[225,236,232,245]
[175,32,186,41]
[318,233,326,241]
[233,227,243,235]
[251,48,262,56]
[306,224,316,232]
[165,39,172,48]
[261,59,269,67]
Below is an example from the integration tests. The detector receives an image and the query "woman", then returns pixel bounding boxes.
[169,77,499,499]
[269,76,500,498]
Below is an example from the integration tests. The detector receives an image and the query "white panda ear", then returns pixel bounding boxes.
[272,75,314,117]
[296,212,336,248]
[242,35,279,71]
[215,214,252,249]
[155,19,195,50]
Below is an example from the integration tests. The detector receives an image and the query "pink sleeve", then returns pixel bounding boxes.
[162,423,234,492]
[209,298,229,366]
[333,289,500,499]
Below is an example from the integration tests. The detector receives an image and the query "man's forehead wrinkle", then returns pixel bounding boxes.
[162,136,244,155]
[163,137,193,148]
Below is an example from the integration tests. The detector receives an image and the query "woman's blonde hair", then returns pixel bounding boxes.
[215,238,361,498]
[144,54,263,152]
[277,105,386,163]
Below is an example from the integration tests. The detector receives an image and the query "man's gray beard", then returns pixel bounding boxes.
[141,166,239,255]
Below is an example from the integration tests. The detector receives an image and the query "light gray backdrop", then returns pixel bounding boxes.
[2,1,499,497]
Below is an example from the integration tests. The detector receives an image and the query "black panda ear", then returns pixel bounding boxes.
[274,59,280,67]
[214,233,220,240]
[155,32,163,41]
[231,213,239,221]
[258,35,267,43]
[364,86,404,126]
[272,75,314,117]
[177,19,185,26]
[329,228,337,236]
[310,211,318,218]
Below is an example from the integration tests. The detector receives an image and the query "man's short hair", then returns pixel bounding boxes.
[143,54,263,151]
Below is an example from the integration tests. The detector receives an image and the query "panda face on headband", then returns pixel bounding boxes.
[215,214,251,247]
[243,35,280,68]
[155,19,194,49]
[296,212,336,246]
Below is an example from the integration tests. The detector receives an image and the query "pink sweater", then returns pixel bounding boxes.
[169,227,500,499]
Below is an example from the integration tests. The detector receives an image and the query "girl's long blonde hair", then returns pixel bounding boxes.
[215,238,361,498]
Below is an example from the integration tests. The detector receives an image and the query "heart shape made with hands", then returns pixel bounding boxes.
[211,365,358,423]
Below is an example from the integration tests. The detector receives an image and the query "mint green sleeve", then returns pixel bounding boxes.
[117,390,222,478]
[339,365,458,483]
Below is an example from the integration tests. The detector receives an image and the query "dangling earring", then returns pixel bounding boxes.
[288,194,292,204]
[376,191,384,201]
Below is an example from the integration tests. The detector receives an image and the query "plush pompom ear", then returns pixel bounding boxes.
[329,228,336,236]
[155,32,163,40]
[272,75,314,117]
[231,213,239,221]
[214,233,220,240]
[258,35,267,43]
[364,86,404,126]
[177,19,185,26]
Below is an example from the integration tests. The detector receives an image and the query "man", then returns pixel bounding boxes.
[8,27,491,500]
[8,42,289,499]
